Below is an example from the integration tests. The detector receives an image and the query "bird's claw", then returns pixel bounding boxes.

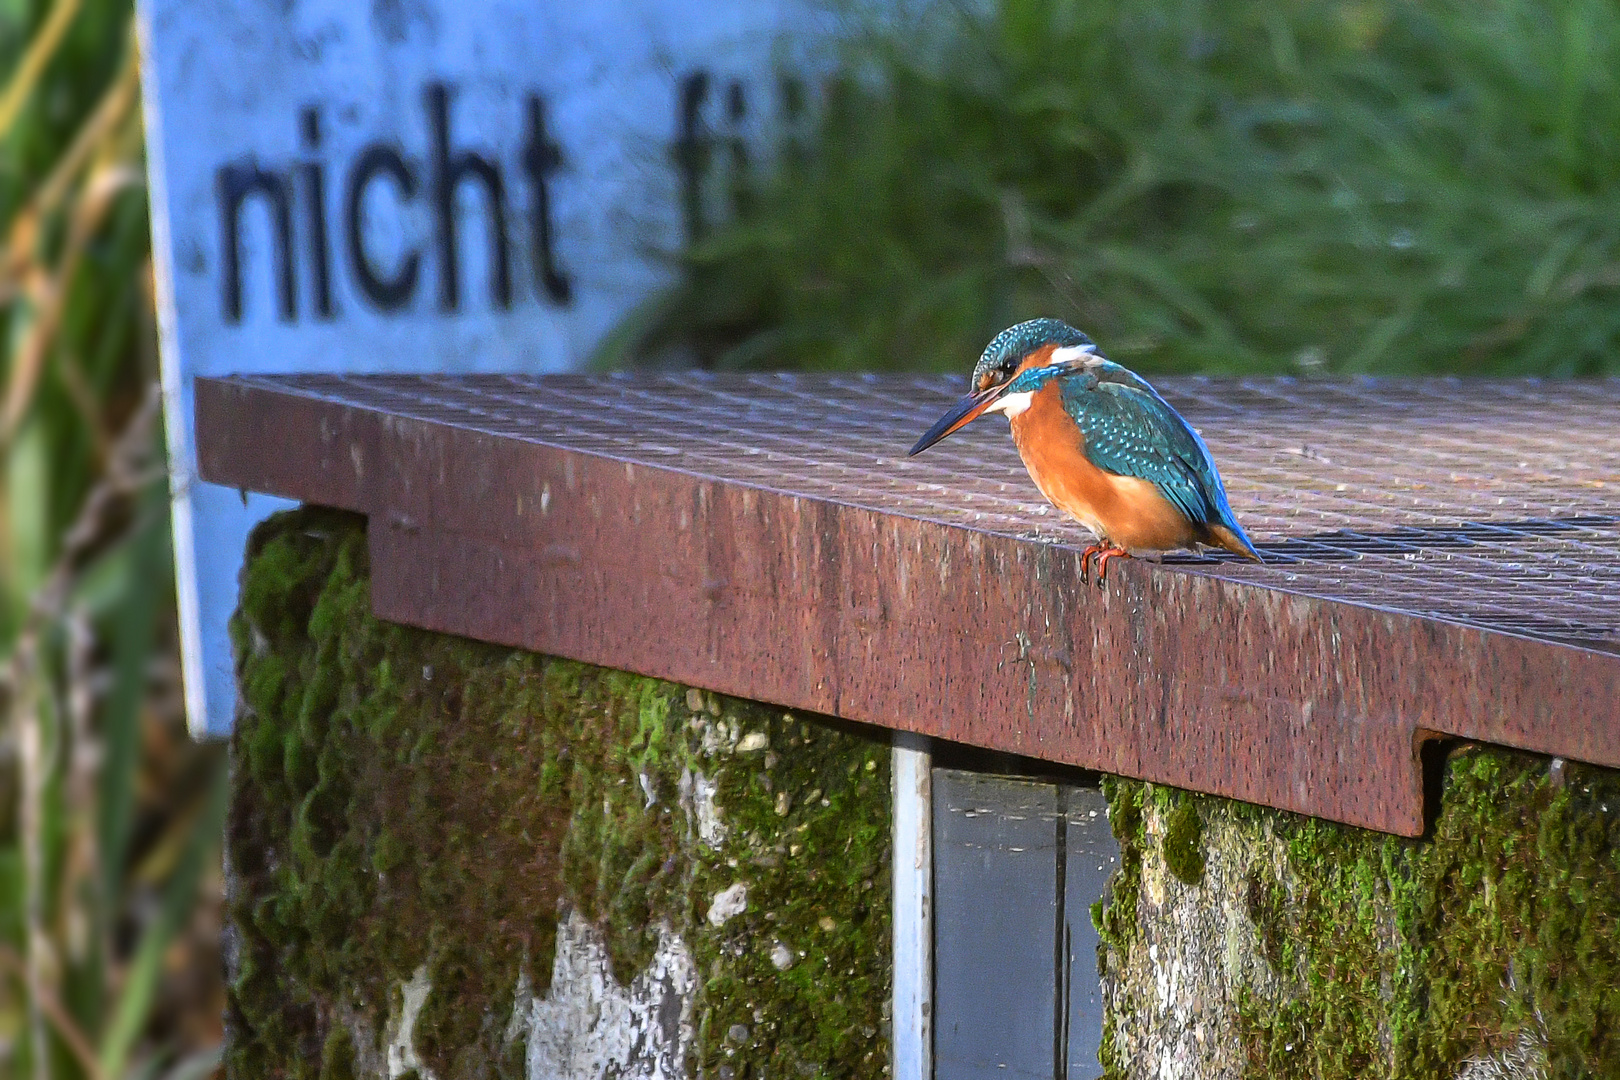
[1094,548,1127,586]
[1080,543,1129,588]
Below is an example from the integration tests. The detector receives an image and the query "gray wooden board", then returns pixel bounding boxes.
[934,769,1116,1080]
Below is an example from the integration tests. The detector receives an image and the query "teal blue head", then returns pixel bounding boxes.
[909,319,1095,456]
[971,318,1093,394]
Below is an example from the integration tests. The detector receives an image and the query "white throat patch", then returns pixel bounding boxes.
[985,390,1034,417]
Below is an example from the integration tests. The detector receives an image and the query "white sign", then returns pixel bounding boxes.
[137,0,827,734]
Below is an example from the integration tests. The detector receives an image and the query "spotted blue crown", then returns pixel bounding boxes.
[972,318,1094,388]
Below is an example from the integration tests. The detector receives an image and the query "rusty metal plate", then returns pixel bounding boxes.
[194,373,1620,834]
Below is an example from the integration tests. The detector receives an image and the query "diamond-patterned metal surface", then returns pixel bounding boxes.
[231,371,1620,652]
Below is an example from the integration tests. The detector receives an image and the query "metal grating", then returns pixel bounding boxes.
[229,371,1620,653]
[194,372,1620,834]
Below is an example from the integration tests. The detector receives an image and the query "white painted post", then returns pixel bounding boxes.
[892,732,932,1080]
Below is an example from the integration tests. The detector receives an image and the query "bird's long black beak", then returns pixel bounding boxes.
[908,386,1001,456]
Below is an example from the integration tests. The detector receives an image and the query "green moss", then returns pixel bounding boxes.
[687,713,892,1080]
[1242,864,1289,976]
[225,508,890,1079]
[1100,748,1620,1079]
[318,1024,355,1080]
[1161,796,1205,887]
[1096,776,1145,1074]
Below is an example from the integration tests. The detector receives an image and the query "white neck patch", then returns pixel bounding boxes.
[1049,343,1097,367]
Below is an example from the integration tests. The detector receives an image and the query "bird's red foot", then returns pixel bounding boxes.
[1081,544,1131,587]
[1080,544,1102,583]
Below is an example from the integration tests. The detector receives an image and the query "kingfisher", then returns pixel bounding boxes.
[908,318,1260,582]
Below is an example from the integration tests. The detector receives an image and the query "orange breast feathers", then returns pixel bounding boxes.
[1008,380,1199,552]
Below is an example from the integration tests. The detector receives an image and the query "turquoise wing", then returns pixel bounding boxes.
[1058,362,1254,550]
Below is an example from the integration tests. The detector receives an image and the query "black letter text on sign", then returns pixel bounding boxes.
[428,82,511,312]
[299,107,336,319]
[218,162,296,322]
[345,144,421,311]
[523,94,572,306]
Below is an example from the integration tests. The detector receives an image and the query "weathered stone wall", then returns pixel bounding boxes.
[225,509,893,1080]
[227,506,1620,1080]
[1097,757,1620,1080]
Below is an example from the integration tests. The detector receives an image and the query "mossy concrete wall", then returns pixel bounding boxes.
[225,509,893,1080]
[1098,755,1620,1080]
[226,506,1620,1080]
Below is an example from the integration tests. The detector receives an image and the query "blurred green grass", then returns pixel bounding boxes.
[1,1,226,1078]
[601,0,1620,377]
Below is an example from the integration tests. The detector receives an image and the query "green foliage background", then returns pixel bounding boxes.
[2,1,225,1078]
[604,0,1620,377]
